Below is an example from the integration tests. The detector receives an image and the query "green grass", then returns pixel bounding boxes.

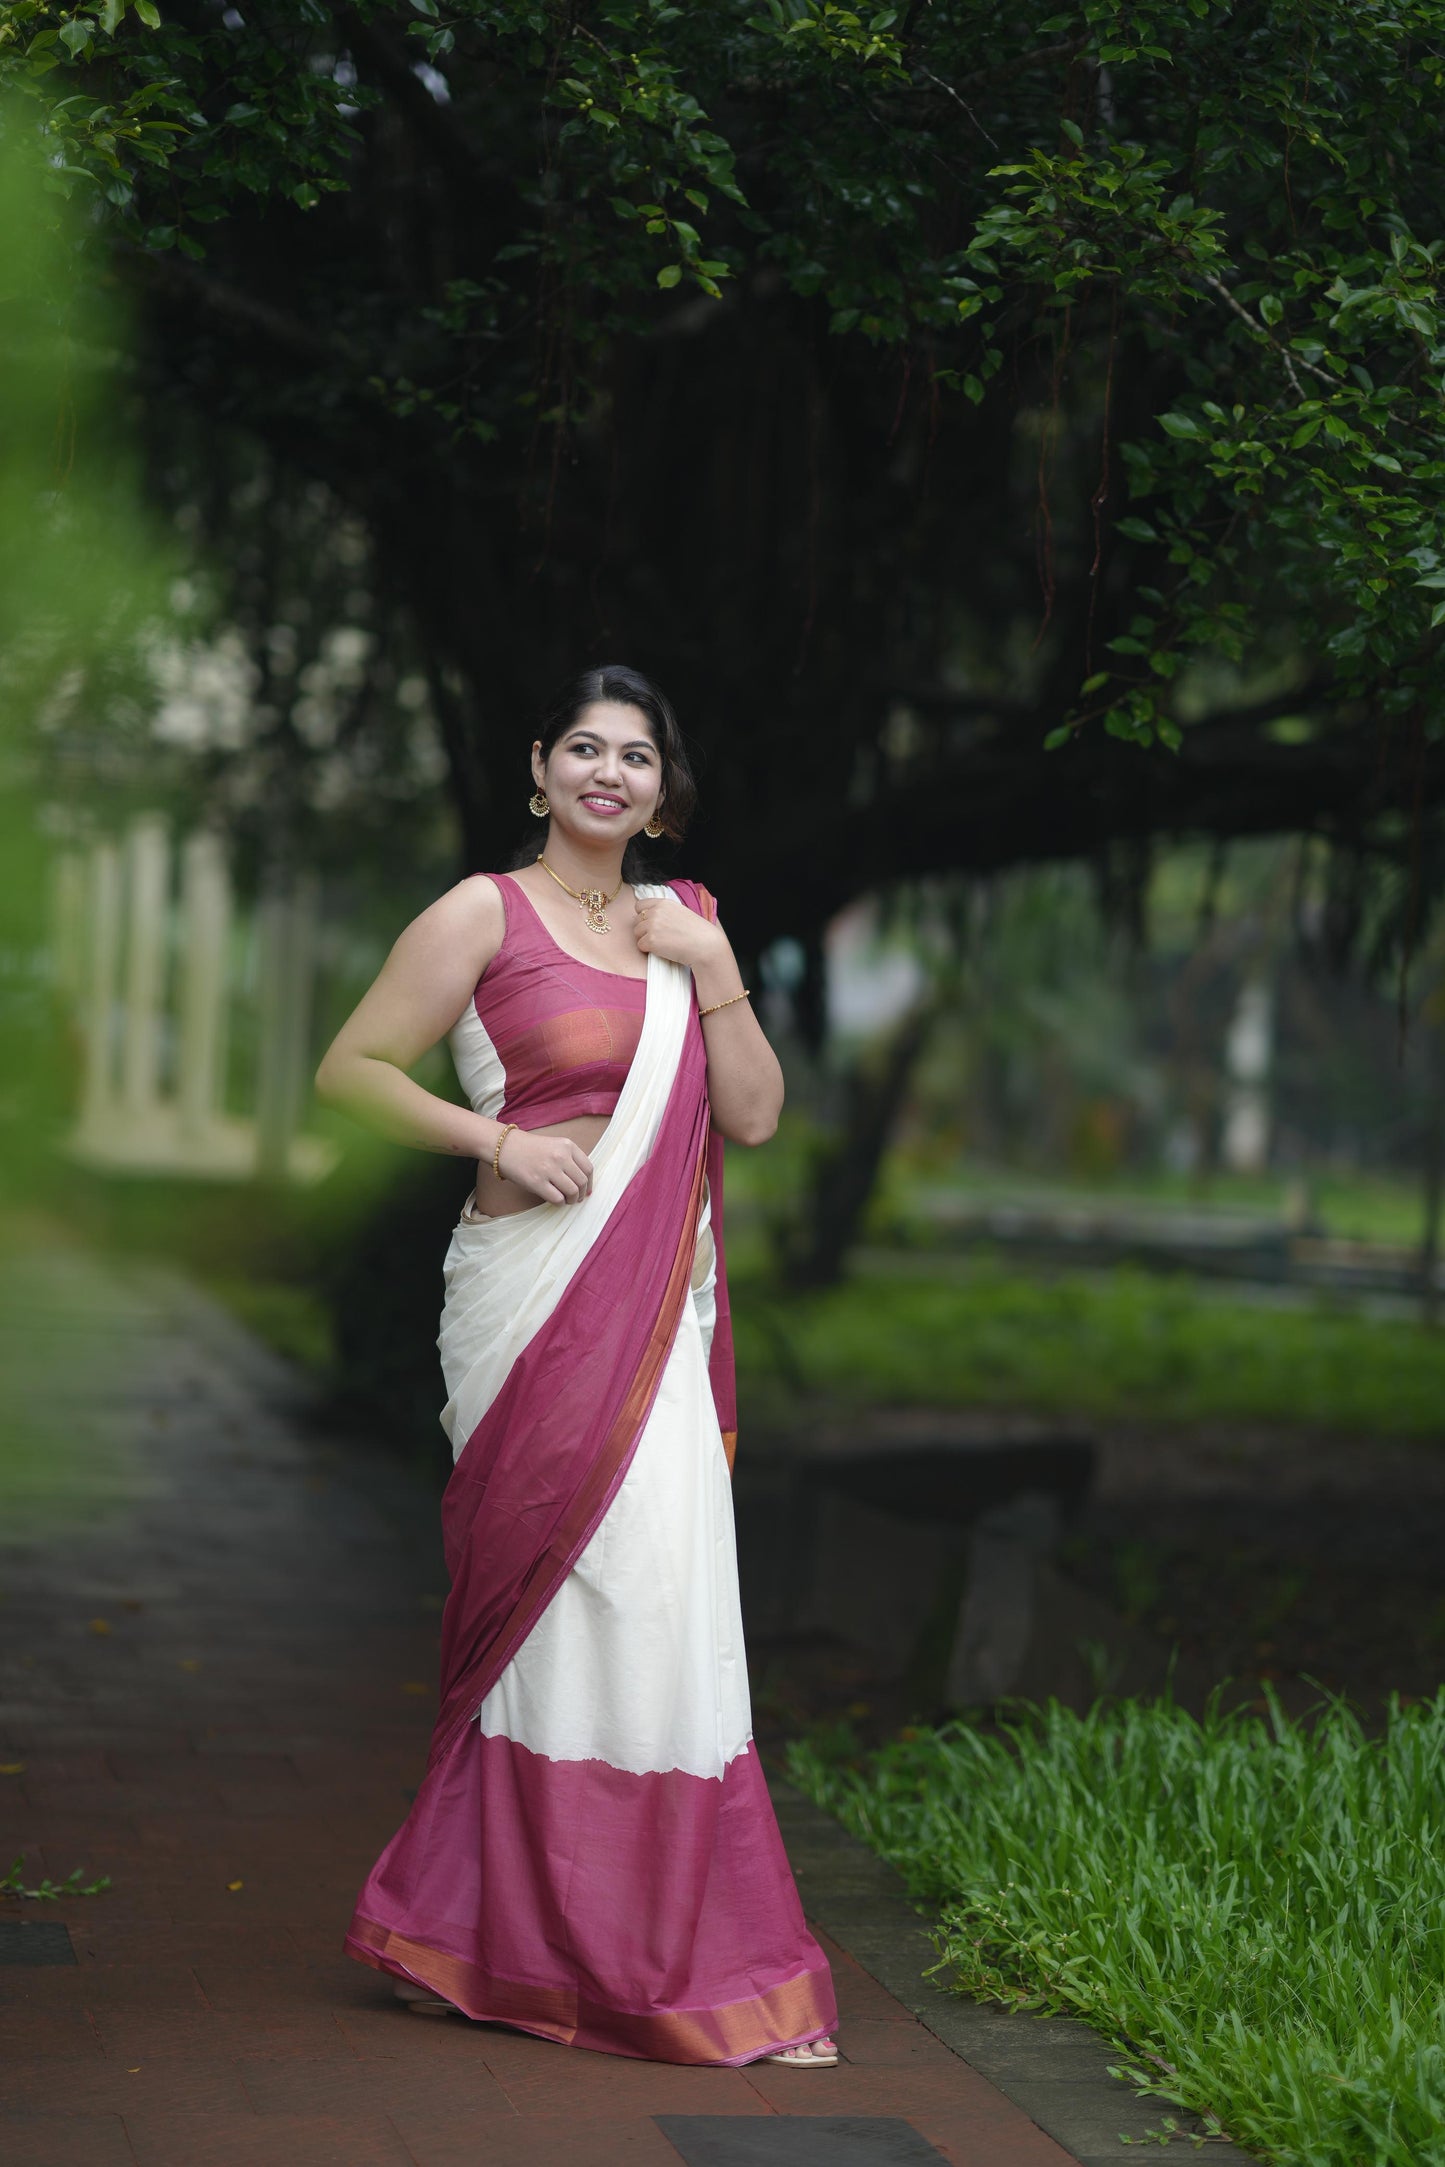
[789,1692,1445,2167]
[732,1261,1445,1436]
[721,1131,1432,1250]
[899,1161,1431,1248]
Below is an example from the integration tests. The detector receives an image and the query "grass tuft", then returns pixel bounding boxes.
[789,1691,1445,2165]
[1,1857,111,1901]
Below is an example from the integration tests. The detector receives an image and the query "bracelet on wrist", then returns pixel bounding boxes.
[697,988,751,1019]
[493,1122,519,1178]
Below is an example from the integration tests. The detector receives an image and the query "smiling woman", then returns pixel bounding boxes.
[528,661,696,854]
[314,663,836,2067]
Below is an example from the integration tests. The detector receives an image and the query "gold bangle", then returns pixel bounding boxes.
[493,1122,519,1178]
[697,988,751,1019]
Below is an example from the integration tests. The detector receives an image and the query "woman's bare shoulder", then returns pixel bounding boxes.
[388,872,507,975]
[443,872,508,927]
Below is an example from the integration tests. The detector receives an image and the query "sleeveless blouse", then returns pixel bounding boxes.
[448,873,647,1130]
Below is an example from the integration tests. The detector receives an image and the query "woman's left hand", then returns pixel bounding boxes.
[632,894,727,972]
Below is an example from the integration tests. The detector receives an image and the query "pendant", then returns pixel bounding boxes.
[581,890,611,934]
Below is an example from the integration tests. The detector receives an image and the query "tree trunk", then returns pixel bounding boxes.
[1422,1024,1444,1330]
[781,997,942,1290]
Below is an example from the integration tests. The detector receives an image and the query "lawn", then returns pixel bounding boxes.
[731,1259,1445,1436]
[790,1692,1445,2167]
[720,1134,1433,1251]
[902,1160,1432,1249]
[52,1149,1445,1447]
[183,1249,1445,1443]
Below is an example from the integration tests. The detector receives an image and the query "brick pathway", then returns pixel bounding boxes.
[0,1238,1079,2167]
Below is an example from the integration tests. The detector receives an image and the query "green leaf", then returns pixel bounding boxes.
[1259,294,1283,326]
[1431,600,1445,629]
[1115,517,1157,543]
[59,20,93,54]
[1060,119,1085,150]
[1043,725,1074,750]
[1081,673,1110,695]
[1159,412,1200,439]
[134,0,161,25]
[656,263,682,289]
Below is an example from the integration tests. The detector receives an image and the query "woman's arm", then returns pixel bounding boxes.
[317,877,599,1206]
[314,877,508,1158]
[632,894,784,1146]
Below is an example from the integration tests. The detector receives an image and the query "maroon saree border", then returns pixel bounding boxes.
[426,883,724,1770]
[346,1912,836,2066]
[679,881,738,1445]
[429,1118,710,1766]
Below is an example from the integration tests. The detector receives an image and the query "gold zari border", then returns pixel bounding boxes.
[347,1913,833,2065]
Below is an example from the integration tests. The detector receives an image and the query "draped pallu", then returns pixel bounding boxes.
[345,881,836,2063]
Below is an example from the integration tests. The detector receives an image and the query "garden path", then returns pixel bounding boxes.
[0,1234,1082,2167]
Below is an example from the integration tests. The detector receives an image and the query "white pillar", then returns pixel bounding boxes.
[1221,978,1273,1174]
[49,849,89,1015]
[177,830,232,1141]
[256,871,320,1180]
[79,840,122,1136]
[121,813,170,1122]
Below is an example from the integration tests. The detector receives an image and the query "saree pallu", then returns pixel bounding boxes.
[345,883,836,2064]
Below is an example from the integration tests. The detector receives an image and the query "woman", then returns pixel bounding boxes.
[316,663,838,2068]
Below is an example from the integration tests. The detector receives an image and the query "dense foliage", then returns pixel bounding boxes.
[4,1,1445,957]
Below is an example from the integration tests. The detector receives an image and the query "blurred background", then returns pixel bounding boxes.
[5,0,1445,1747]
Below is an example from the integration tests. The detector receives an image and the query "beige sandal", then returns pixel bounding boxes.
[761,2036,839,2066]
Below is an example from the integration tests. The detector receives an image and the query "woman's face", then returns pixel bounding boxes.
[533,701,663,844]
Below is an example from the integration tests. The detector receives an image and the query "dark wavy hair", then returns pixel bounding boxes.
[514,663,698,878]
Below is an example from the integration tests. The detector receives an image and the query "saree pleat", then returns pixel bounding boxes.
[345,882,835,2064]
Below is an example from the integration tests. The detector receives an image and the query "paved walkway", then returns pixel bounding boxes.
[0,1236,1083,2167]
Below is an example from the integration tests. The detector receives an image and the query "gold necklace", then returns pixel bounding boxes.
[537,856,625,935]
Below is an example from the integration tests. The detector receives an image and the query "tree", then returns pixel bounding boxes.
[2,4,1445,1057]
[5,1,1445,974]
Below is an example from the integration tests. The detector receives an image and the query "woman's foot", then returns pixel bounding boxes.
[762,2035,839,2066]
[393,1979,459,2017]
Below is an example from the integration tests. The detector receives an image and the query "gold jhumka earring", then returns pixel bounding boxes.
[529,789,550,818]
[644,810,666,838]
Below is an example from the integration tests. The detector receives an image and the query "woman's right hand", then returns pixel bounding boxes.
[496,1128,594,1205]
